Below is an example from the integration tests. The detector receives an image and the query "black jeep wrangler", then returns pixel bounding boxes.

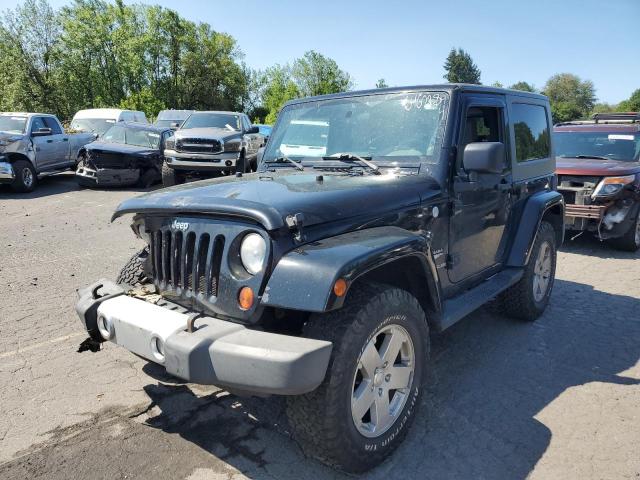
[76,84,563,473]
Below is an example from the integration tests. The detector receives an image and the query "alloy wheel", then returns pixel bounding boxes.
[351,324,415,438]
[22,167,33,188]
[533,241,552,302]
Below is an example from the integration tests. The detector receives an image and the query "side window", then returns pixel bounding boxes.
[459,106,504,171]
[512,103,550,162]
[242,115,250,131]
[43,117,62,135]
[31,117,47,133]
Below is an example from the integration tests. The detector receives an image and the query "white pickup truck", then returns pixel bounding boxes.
[0,112,96,192]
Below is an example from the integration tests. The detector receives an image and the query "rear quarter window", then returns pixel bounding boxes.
[512,103,550,162]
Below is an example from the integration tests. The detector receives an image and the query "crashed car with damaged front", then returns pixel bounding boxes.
[555,112,640,251]
[76,84,563,473]
[76,122,174,188]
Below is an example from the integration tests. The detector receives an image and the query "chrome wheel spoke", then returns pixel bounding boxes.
[360,341,382,378]
[387,366,412,390]
[380,329,403,365]
[372,391,391,430]
[352,380,375,420]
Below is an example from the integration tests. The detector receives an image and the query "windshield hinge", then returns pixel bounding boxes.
[446,253,460,269]
[285,212,306,243]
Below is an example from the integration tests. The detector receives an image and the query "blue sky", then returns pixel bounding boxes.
[2,0,638,104]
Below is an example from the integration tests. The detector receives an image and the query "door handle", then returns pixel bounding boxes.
[46,139,53,143]
[63,138,69,142]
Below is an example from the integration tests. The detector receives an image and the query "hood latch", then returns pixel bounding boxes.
[285,212,306,243]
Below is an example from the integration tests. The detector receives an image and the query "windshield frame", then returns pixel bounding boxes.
[263,89,451,170]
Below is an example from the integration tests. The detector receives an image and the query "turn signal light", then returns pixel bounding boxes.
[238,286,255,310]
[333,278,347,297]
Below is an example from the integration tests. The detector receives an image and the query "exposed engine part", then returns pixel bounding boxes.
[603,203,632,230]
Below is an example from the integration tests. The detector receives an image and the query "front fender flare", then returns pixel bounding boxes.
[506,190,564,267]
[261,227,431,312]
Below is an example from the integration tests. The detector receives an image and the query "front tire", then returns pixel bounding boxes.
[11,160,37,193]
[116,247,150,287]
[499,220,557,321]
[286,283,429,473]
[161,162,184,187]
[607,203,640,252]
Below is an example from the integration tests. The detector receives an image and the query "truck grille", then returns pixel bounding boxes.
[176,138,223,154]
[149,228,225,298]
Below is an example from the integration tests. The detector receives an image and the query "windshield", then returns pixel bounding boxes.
[70,118,116,136]
[102,125,161,149]
[181,113,240,130]
[264,91,449,165]
[0,115,27,134]
[154,119,182,128]
[555,131,640,162]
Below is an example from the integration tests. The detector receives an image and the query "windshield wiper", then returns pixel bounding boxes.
[572,155,610,160]
[266,156,304,171]
[322,153,381,175]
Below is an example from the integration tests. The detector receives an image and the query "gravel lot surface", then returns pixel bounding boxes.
[0,173,638,480]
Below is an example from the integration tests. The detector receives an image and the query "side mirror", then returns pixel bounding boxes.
[247,126,259,134]
[170,122,181,129]
[463,142,505,174]
[257,146,265,165]
[32,127,52,137]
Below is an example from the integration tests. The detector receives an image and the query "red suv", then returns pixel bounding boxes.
[555,113,640,251]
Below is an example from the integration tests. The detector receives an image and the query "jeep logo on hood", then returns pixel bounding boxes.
[171,219,189,231]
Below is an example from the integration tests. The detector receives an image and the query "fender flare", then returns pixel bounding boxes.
[506,190,564,267]
[261,226,434,312]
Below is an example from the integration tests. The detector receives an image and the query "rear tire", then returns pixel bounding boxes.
[286,283,429,473]
[161,162,184,187]
[498,221,557,321]
[607,203,640,252]
[116,247,150,287]
[11,160,37,193]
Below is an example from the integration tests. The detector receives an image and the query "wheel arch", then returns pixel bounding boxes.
[5,152,34,166]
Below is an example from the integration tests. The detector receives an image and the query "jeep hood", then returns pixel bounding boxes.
[112,172,441,230]
[556,157,640,176]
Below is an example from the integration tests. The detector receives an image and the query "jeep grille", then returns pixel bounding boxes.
[176,138,223,154]
[149,228,225,298]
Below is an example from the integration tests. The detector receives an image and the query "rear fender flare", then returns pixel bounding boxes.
[261,227,436,313]
[506,190,564,267]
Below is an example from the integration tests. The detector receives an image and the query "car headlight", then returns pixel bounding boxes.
[592,175,636,198]
[240,233,266,275]
[165,137,175,150]
[224,139,242,152]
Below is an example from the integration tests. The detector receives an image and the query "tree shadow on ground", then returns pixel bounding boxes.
[139,278,640,479]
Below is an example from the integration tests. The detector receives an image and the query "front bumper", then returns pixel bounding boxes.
[164,150,239,172]
[76,280,332,395]
[0,160,14,184]
[76,164,140,186]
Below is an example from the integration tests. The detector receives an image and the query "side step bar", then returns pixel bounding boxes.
[437,267,524,331]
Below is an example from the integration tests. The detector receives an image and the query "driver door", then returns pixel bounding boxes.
[29,116,56,170]
[447,96,514,284]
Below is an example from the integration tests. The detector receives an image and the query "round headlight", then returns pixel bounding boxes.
[240,233,266,275]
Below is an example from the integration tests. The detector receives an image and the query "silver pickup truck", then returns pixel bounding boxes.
[0,112,96,192]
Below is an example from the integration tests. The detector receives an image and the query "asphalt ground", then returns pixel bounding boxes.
[0,172,638,479]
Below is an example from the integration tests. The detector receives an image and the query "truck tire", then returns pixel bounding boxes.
[138,168,158,188]
[235,152,249,174]
[11,160,37,193]
[286,283,429,473]
[498,221,556,321]
[607,203,640,252]
[116,247,150,287]
[161,162,184,187]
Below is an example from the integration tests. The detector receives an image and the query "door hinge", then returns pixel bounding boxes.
[446,253,460,269]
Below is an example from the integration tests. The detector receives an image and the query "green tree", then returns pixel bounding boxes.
[509,81,536,93]
[291,50,352,97]
[543,73,596,123]
[375,78,388,88]
[617,88,640,112]
[443,48,481,84]
[591,102,616,115]
[491,81,503,88]
[261,65,300,124]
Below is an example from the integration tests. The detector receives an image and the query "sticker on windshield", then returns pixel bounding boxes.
[608,134,634,141]
[106,119,115,123]
[400,92,446,112]
[11,117,25,120]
